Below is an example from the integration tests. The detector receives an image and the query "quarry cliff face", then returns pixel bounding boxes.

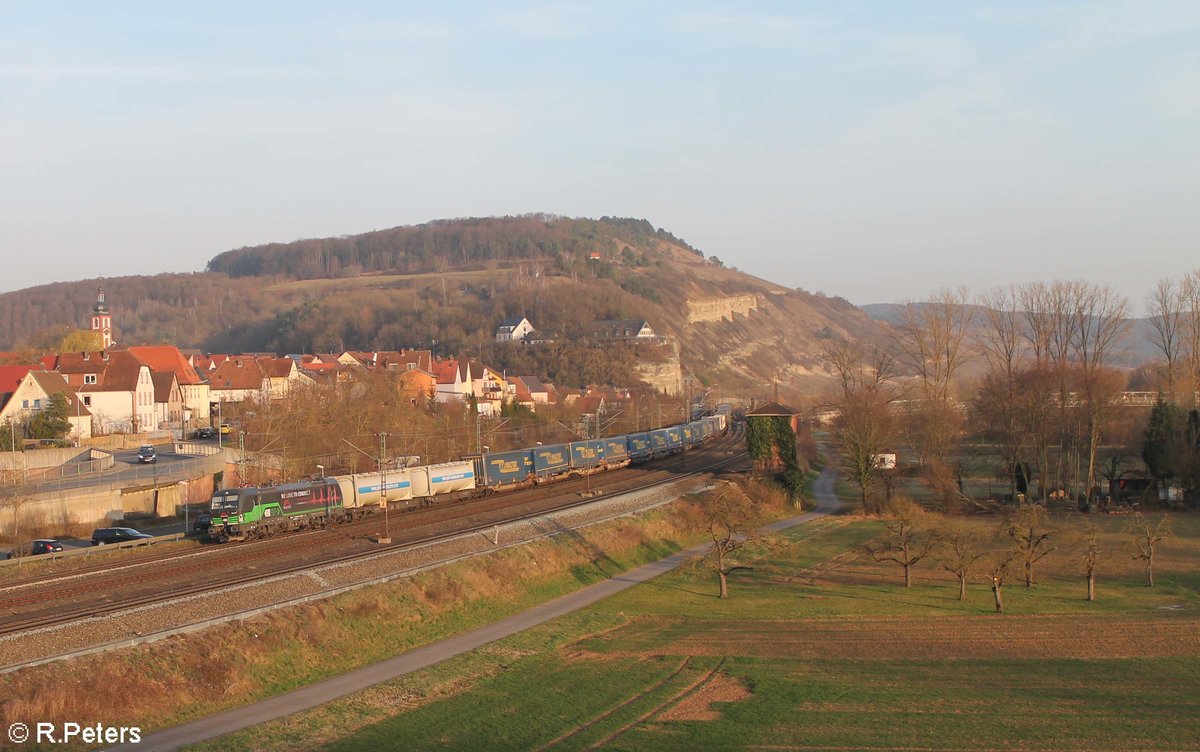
[686,295,761,323]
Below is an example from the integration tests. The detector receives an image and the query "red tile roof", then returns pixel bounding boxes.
[128,345,204,385]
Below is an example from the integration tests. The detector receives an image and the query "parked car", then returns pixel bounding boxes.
[6,539,64,559]
[91,527,155,546]
[192,514,212,534]
[196,426,215,439]
[218,422,232,436]
[136,444,157,464]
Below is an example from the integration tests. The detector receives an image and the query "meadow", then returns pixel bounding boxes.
[193,508,1200,751]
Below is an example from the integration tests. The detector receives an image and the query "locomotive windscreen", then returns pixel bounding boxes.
[211,491,241,514]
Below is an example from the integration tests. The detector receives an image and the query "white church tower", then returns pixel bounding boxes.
[90,286,113,349]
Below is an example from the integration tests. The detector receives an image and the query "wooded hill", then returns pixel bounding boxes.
[0,215,891,399]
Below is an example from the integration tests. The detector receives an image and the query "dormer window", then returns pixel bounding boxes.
[84,374,97,385]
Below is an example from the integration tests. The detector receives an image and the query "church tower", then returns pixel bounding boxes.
[91,286,113,349]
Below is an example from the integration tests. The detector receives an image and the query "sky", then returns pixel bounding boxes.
[2,1,1198,309]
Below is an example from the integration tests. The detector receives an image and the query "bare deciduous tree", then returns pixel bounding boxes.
[985,548,1018,613]
[937,519,987,601]
[1147,277,1185,397]
[700,482,760,599]
[864,497,935,588]
[1128,512,1171,587]
[825,342,897,513]
[1079,524,1102,602]
[896,287,975,465]
[1005,502,1057,588]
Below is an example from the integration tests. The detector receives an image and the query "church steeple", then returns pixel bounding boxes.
[90,286,113,348]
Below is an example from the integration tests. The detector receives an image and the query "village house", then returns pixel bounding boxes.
[495,316,536,342]
[0,367,93,441]
[127,345,211,430]
[50,351,155,434]
[585,319,661,342]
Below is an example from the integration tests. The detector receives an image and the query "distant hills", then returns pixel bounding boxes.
[0,215,892,400]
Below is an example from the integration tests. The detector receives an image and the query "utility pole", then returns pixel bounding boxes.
[378,432,391,544]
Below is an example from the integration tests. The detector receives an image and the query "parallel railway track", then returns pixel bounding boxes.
[0,433,745,638]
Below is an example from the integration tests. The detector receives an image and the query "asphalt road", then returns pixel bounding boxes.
[107,467,843,752]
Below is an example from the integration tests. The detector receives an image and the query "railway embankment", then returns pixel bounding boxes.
[0,468,807,748]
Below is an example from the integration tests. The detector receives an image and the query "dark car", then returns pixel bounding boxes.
[136,444,157,464]
[91,527,156,546]
[192,514,212,534]
[196,427,215,439]
[6,539,65,560]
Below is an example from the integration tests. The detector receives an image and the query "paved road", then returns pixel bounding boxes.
[26,444,225,495]
[108,467,843,752]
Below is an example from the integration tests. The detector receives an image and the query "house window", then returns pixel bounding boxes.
[33,399,41,410]
[83,396,91,407]
[22,400,29,408]
[84,374,97,385]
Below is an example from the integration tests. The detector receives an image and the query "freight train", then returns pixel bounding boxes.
[206,413,727,542]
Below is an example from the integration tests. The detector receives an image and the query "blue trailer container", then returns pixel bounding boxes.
[474,449,534,488]
[627,432,652,461]
[569,439,606,470]
[650,428,672,454]
[681,423,697,448]
[604,435,629,463]
[665,426,683,450]
[533,444,570,478]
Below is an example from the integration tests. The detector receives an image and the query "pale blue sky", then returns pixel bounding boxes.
[2,2,1197,309]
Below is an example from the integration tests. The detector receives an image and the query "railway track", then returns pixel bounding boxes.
[0,434,746,638]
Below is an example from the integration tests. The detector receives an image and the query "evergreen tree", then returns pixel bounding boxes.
[28,393,71,440]
[1142,395,1184,482]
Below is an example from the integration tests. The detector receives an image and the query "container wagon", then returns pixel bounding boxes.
[533,444,570,479]
[409,460,475,498]
[569,439,606,470]
[473,449,535,489]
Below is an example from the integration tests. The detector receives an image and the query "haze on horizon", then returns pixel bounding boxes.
[2,2,1197,310]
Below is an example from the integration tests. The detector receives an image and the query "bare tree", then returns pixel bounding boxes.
[825,342,897,513]
[1005,502,1057,588]
[1128,512,1171,587]
[1079,524,1102,601]
[864,497,936,588]
[975,286,1028,501]
[1071,283,1130,498]
[986,548,1018,613]
[1147,277,1185,396]
[937,519,987,601]
[895,287,975,464]
[700,482,760,599]
[1182,271,1200,403]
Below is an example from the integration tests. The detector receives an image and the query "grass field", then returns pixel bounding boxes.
[194,510,1200,751]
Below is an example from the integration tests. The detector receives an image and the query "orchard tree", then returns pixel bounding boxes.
[1005,502,1057,588]
[937,519,987,601]
[699,482,761,599]
[1129,513,1171,587]
[1079,524,1102,602]
[864,497,936,588]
